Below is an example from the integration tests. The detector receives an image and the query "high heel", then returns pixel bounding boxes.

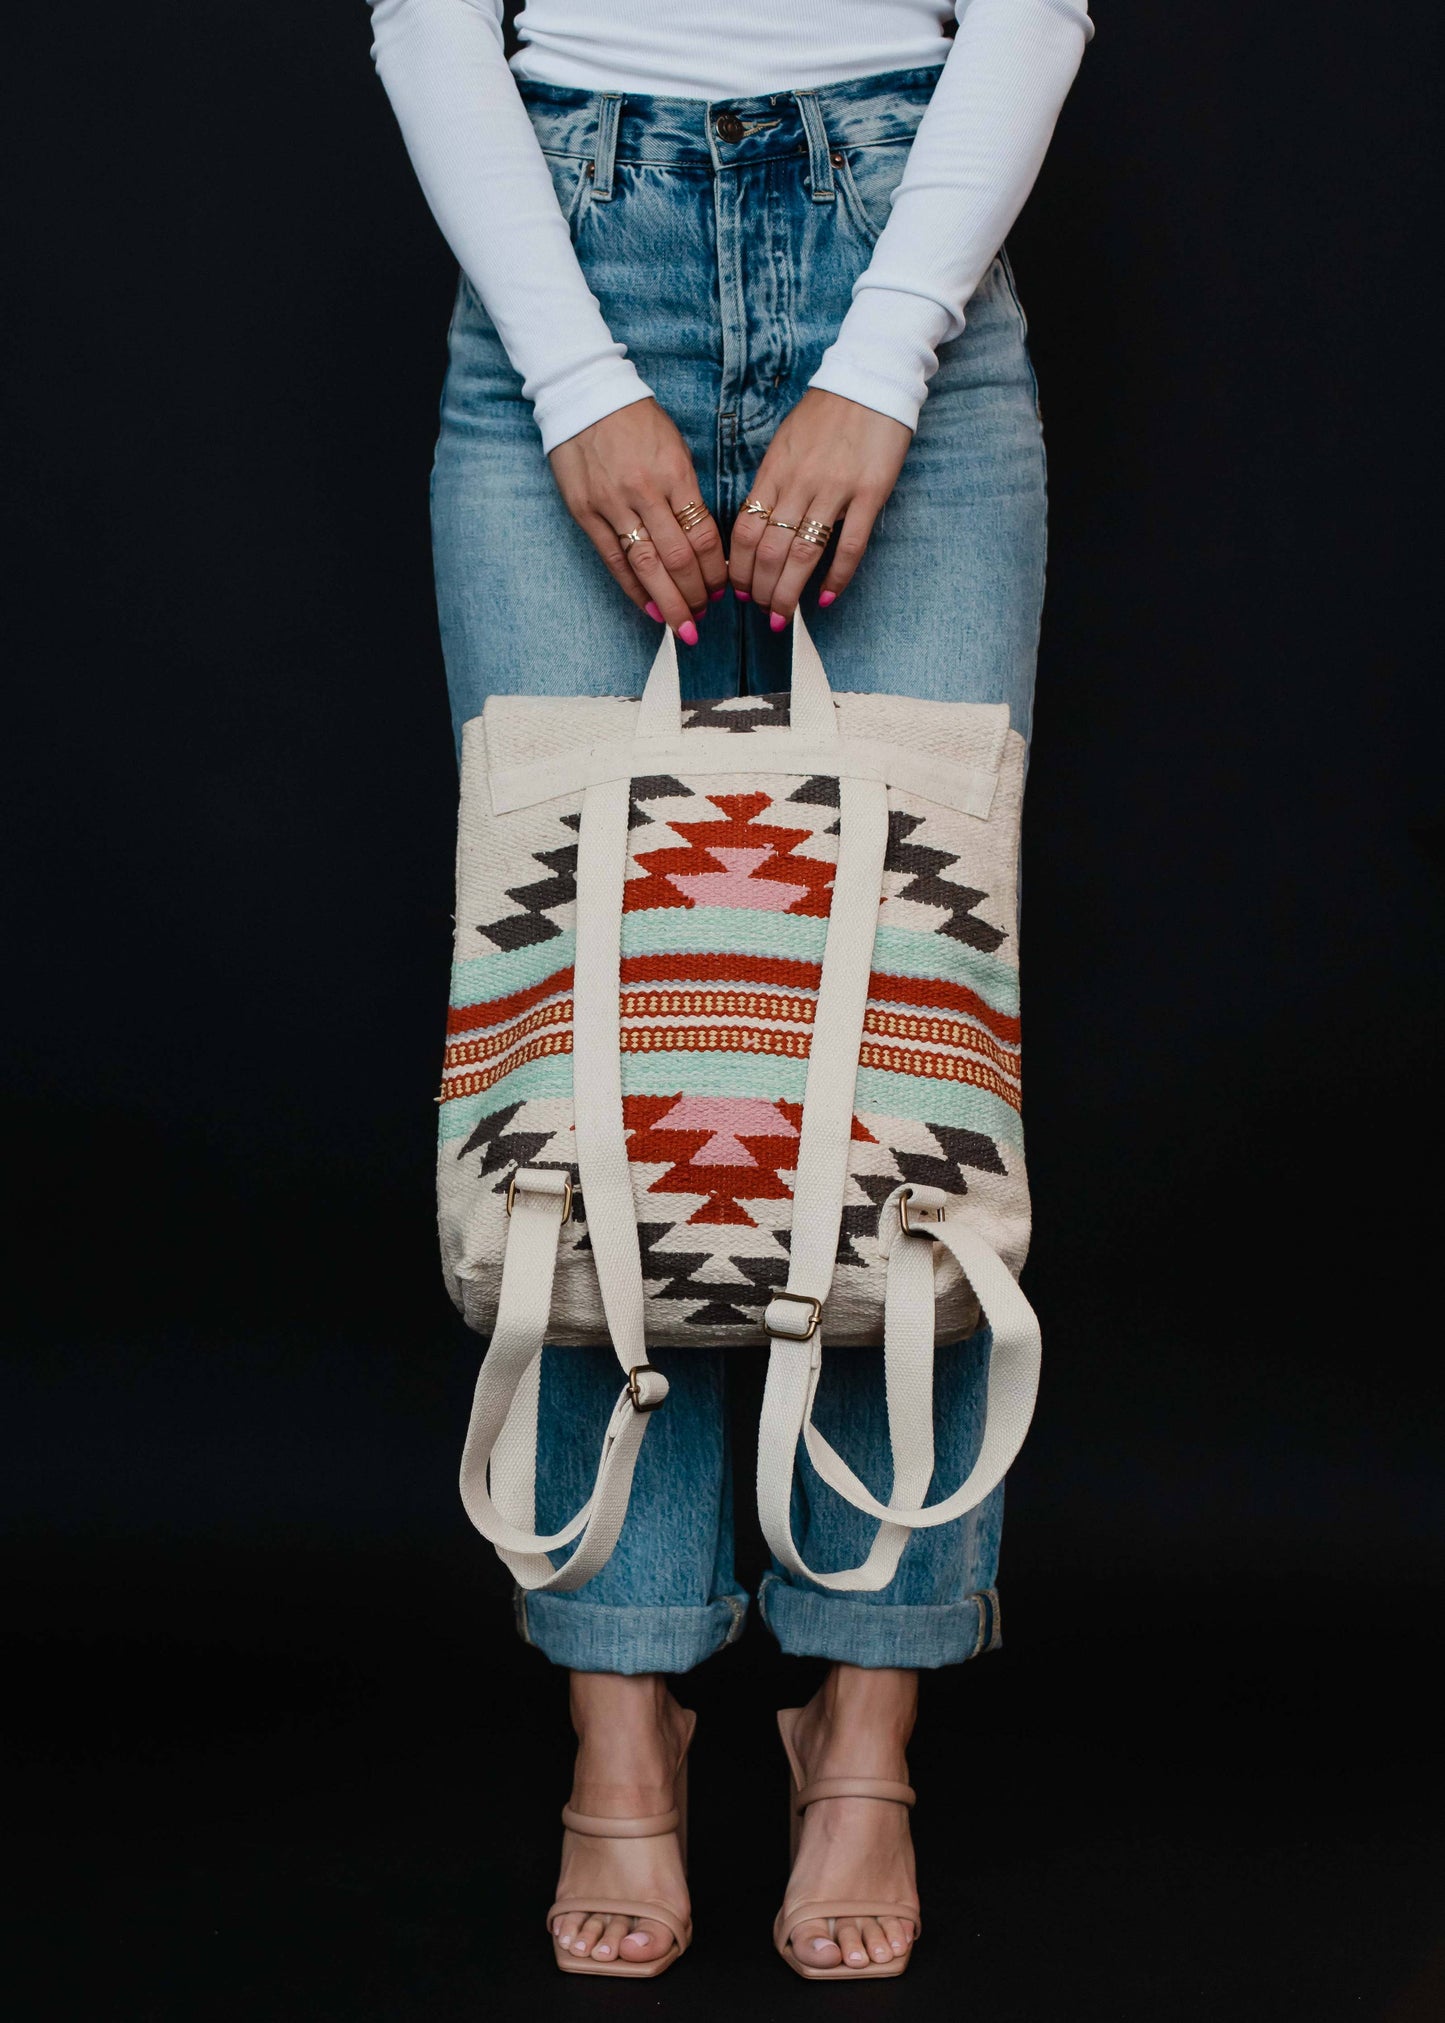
[772,1706,921,1981]
[548,1707,696,1978]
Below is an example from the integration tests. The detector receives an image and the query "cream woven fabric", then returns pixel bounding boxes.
[439,615,1040,1591]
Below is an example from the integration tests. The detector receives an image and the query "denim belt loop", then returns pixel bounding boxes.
[793,91,836,204]
[590,93,623,201]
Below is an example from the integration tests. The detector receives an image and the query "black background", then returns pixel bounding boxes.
[5,2,1443,2017]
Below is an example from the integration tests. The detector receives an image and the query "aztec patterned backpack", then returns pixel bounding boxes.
[437,612,1041,1594]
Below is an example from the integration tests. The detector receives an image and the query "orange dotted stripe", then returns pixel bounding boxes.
[623,994,1019,1080]
[441,1028,574,1100]
[444,996,572,1069]
[863,1007,1020,1079]
[620,988,814,1026]
[621,1024,814,1059]
[441,1021,1022,1107]
[856,1042,1022,1110]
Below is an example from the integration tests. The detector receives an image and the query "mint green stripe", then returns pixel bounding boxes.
[449,931,576,1007]
[854,1066,1025,1150]
[618,909,1016,1013]
[620,1050,808,1102]
[437,1056,574,1143]
[620,908,827,961]
[447,914,1016,1016]
[439,1051,1021,1150]
[870,926,1019,1016]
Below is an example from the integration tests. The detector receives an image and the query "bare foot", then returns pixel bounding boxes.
[550,1672,691,1966]
[783,1664,920,1972]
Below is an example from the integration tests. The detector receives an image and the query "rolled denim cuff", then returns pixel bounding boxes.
[514,1588,748,1675]
[757,1573,1001,1671]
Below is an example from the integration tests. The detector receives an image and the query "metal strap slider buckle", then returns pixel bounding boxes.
[765,1290,823,1341]
[898,1188,946,1237]
[505,1169,574,1223]
[627,1365,667,1412]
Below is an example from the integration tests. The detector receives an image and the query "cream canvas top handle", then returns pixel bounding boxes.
[635,608,839,743]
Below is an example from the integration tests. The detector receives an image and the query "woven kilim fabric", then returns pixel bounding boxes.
[438,688,1029,1347]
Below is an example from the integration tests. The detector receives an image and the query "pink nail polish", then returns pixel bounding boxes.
[678,619,699,646]
[770,611,787,632]
[734,588,750,602]
[645,600,663,622]
[818,589,837,608]
[710,587,726,601]
[692,605,707,619]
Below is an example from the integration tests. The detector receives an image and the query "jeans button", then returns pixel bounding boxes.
[715,111,744,144]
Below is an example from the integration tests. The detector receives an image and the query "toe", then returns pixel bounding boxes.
[572,1913,606,1957]
[835,1918,870,1968]
[553,1912,584,1949]
[860,1917,892,1964]
[790,1917,842,1969]
[593,1916,630,1961]
[619,1917,673,1961]
[880,1914,913,1956]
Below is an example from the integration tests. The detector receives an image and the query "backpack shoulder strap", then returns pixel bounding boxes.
[457,1167,668,1592]
[756,1184,1041,1591]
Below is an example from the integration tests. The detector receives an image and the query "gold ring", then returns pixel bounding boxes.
[796,518,833,548]
[618,526,648,549]
[742,498,772,519]
[674,500,709,532]
[770,517,799,533]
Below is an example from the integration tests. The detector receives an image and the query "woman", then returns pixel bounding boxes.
[368,0,1091,1980]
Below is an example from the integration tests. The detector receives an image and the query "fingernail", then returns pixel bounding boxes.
[710,587,726,601]
[770,611,787,632]
[692,605,707,618]
[678,619,699,646]
[734,588,750,602]
[645,600,663,622]
[818,589,837,607]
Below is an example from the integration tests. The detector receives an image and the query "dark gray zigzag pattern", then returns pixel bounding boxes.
[628,776,689,826]
[884,811,1007,952]
[476,812,581,950]
[681,692,790,733]
[637,1223,789,1329]
[455,1103,588,1246]
[837,1125,1008,1265]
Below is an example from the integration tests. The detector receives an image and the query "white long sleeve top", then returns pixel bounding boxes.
[368,0,1093,453]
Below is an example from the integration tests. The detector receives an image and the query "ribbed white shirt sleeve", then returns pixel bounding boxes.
[367,0,1091,449]
[368,0,655,454]
[809,0,1093,430]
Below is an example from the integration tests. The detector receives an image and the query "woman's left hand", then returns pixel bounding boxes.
[728,389,913,625]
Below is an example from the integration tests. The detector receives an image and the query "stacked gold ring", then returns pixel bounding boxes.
[674,500,710,532]
[797,518,834,548]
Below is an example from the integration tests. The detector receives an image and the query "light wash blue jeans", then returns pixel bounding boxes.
[431,67,1046,1675]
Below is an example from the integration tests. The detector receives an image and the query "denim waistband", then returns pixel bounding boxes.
[516,63,944,180]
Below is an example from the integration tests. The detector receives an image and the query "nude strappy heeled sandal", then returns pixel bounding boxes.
[772,1706,921,1981]
[547,1707,696,1979]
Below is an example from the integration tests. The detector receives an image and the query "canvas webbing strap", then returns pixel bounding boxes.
[457,1167,667,1592]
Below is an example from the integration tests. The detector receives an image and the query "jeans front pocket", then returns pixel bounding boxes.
[538,148,596,244]
[832,137,917,247]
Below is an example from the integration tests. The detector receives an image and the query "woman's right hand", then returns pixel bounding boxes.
[548,399,726,642]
